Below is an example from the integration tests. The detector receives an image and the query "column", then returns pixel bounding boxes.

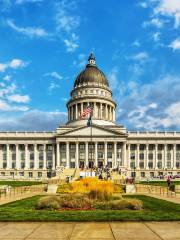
[43,144,46,170]
[145,144,149,169]
[75,104,78,119]
[16,144,20,169]
[100,103,102,118]
[56,143,60,167]
[0,145,3,169]
[155,144,158,169]
[95,142,98,167]
[71,106,73,121]
[127,144,130,169]
[136,144,140,169]
[105,104,108,120]
[24,144,29,169]
[164,144,167,169]
[6,144,10,169]
[104,142,107,166]
[122,142,126,167]
[173,144,176,169]
[81,103,83,115]
[75,142,79,168]
[85,142,88,167]
[66,142,69,168]
[113,108,115,121]
[34,144,38,169]
[114,142,117,168]
[52,144,55,170]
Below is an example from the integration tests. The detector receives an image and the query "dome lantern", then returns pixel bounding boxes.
[88,53,96,65]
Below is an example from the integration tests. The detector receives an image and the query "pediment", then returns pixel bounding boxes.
[58,125,125,137]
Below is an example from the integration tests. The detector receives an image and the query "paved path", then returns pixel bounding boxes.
[0,192,43,206]
[0,222,179,240]
[145,193,180,204]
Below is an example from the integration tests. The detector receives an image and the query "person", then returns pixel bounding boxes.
[167,177,171,187]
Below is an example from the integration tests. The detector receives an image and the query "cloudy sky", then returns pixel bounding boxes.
[0,0,180,131]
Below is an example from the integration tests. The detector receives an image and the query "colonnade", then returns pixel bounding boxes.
[68,102,115,122]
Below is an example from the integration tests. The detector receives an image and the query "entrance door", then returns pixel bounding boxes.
[79,161,85,169]
[89,161,94,168]
[98,161,103,168]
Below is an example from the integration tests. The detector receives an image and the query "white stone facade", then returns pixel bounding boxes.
[0,54,180,179]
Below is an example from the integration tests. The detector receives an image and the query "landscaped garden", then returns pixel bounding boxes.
[140,180,180,187]
[0,178,180,221]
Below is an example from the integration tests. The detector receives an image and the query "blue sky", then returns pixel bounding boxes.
[0,0,180,131]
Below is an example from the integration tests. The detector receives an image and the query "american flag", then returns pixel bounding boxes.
[81,106,93,119]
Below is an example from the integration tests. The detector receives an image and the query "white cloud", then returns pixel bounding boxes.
[15,0,43,4]
[55,0,80,33]
[139,2,148,8]
[154,0,180,28]
[0,110,67,131]
[169,38,180,51]
[48,82,60,92]
[73,53,86,68]
[0,58,27,72]
[132,40,140,47]
[7,94,30,103]
[0,83,16,97]
[44,71,62,80]
[143,18,164,28]
[64,33,79,52]
[0,99,28,111]
[131,52,149,62]
[152,32,161,42]
[3,75,11,81]
[108,67,119,90]
[7,19,49,38]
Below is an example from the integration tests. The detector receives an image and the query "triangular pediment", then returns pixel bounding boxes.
[58,124,126,137]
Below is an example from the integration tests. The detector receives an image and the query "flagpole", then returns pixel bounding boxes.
[90,118,92,177]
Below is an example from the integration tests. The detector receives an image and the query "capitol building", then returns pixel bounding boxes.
[0,54,180,179]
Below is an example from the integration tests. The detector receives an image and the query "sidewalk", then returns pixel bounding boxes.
[144,193,180,204]
[0,222,179,239]
[0,192,44,206]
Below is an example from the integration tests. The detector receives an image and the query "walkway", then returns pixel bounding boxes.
[0,222,179,239]
[0,192,43,205]
[145,193,180,204]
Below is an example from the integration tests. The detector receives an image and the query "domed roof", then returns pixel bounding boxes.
[74,53,109,88]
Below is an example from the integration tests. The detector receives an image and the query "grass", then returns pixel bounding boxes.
[0,181,43,188]
[0,194,179,221]
[140,181,180,187]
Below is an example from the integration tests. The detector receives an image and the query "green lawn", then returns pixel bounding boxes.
[0,181,43,188]
[0,195,180,221]
[140,181,180,187]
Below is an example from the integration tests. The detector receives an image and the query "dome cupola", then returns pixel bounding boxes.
[67,53,116,126]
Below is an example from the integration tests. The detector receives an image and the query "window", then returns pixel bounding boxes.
[30,152,34,160]
[130,162,135,169]
[70,144,75,150]
[148,153,153,160]
[30,162,34,169]
[107,144,113,149]
[29,172,33,178]
[158,145,163,151]
[107,152,112,158]
[157,162,162,169]
[139,153,144,160]
[47,145,53,151]
[176,162,180,169]
[3,153,7,161]
[98,144,104,150]
[21,162,25,169]
[167,162,171,168]
[148,145,154,151]
[130,144,136,151]
[148,162,153,169]
[47,153,52,161]
[21,152,25,161]
[139,145,145,151]
[1,172,5,176]
[167,153,171,161]
[38,172,42,178]
[176,152,180,160]
[12,162,16,169]
[3,162,6,169]
[79,144,85,150]
[12,153,16,161]
[19,172,24,176]
[39,162,43,169]
[38,145,44,151]
[60,144,66,150]
[130,153,135,160]
[98,152,103,159]
[39,152,43,160]
[79,152,85,160]
[158,153,162,160]
[139,162,144,169]
[141,172,145,177]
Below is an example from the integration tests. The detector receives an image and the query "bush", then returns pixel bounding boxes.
[94,198,143,210]
[36,196,60,210]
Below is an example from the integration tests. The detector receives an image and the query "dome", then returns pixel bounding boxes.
[74,53,109,88]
